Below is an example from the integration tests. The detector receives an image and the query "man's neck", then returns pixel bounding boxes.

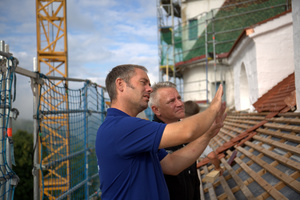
[153,115,165,123]
[111,101,140,117]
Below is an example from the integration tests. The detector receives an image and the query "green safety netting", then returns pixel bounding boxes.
[160,0,289,67]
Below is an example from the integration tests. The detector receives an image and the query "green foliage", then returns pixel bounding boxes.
[13,130,33,200]
[12,119,34,135]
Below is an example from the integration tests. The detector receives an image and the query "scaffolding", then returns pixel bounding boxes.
[156,0,182,84]
[157,0,290,103]
[0,40,106,199]
[35,0,70,199]
[0,41,20,200]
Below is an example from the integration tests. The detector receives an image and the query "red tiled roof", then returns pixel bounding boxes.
[253,72,296,113]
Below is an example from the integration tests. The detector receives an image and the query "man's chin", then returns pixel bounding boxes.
[140,103,149,111]
[176,111,185,119]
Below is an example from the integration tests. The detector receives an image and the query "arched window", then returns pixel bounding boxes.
[239,63,250,110]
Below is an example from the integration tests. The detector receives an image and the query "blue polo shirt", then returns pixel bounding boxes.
[96,108,169,200]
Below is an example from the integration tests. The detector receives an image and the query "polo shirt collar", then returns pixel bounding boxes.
[107,108,130,117]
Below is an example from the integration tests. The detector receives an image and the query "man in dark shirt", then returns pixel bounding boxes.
[149,81,225,200]
[152,115,200,200]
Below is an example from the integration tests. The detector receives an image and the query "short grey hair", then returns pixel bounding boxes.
[149,81,177,107]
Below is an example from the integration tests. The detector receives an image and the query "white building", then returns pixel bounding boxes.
[228,11,294,111]
[174,0,296,112]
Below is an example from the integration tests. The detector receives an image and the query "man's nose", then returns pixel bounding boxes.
[146,84,153,93]
[176,99,183,106]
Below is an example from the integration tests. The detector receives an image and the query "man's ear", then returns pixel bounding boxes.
[151,105,160,116]
[115,78,125,92]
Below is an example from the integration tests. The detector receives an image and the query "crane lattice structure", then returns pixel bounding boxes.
[35,0,70,199]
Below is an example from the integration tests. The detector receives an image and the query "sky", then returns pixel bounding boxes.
[0,0,160,119]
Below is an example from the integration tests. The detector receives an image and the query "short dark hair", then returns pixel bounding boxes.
[184,100,200,117]
[105,64,148,101]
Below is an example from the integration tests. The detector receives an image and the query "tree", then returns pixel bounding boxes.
[13,130,33,199]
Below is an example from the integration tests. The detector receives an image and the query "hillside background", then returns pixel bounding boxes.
[12,119,34,134]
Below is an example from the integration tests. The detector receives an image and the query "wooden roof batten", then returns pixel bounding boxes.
[198,72,300,199]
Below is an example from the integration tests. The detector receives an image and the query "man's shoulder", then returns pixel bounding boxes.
[102,112,165,130]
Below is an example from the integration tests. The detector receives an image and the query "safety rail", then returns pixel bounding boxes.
[0,40,107,199]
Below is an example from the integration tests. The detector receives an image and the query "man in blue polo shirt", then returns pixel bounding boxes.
[96,64,226,199]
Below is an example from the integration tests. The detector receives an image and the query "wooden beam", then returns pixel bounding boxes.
[203,166,218,199]
[234,152,288,200]
[253,135,300,155]
[245,141,300,171]
[237,146,300,193]
[221,157,256,199]
[203,170,221,183]
[263,122,300,133]
[257,128,300,143]
[219,175,236,200]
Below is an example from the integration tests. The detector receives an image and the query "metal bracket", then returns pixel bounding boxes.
[33,113,43,120]
[10,108,19,120]
[32,164,45,176]
[0,65,7,73]
[10,174,20,186]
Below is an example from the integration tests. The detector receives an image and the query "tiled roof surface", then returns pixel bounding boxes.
[198,111,300,199]
[197,72,299,199]
[253,73,296,113]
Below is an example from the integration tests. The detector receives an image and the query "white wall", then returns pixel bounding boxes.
[229,36,259,111]
[229,12,293,111]
[183,63,208,101]
[292,0,300,112]
[249,13,294,97]
[182,61,235,108]
[239,64,251,110]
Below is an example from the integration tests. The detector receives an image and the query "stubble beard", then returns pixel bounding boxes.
[126,81,148,113]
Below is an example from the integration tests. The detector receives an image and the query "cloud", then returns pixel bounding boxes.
[1,0,160,119]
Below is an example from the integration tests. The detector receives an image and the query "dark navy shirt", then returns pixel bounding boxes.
[153,115,200,200]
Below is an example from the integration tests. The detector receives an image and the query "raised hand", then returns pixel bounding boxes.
[210,85,223,114]
[205,101,227,139]
[216,102,227,126]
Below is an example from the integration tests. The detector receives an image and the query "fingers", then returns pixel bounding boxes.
[210,86,223,112]
[212,128,220,137]
[222,112,227,122]
[215,84,222,95]
[218,102,226,116]
[211,86,223,105]
[215,84,223,99]
[215,102,226,124]
[221,101,226,112]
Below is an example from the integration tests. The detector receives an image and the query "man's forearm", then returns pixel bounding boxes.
[162,135,211,175]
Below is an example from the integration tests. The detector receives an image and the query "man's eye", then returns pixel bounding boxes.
[169,99,175,103]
